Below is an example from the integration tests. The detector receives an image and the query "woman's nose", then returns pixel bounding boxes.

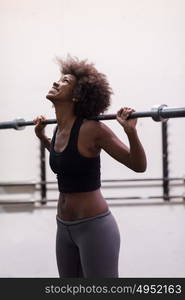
[53,81,59,88]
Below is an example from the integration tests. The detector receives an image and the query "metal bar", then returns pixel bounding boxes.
[0,200,35,205]
[42,195,185,201]
[162,121,169,201]
[40,133,47,205]
[38,195,184,202]
[103,177,185,183]
[91,112,152,120]
[44,182,184,190]
[160,107,185,119]
[0,177,184,187]
[0,195,184,205]
[0,182,37,187]
[102,177,183,182]
[0,177,183,186]
[37,177,185,184]
[0,105,185,130]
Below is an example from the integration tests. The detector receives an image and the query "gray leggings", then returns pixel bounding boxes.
[56,210,120,278]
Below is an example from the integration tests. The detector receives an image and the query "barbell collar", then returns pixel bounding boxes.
[0,118,26,130]
[151,104,168,122]
[13,118,26,130]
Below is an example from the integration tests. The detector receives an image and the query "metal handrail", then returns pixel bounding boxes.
[0,177,184,186]
[0,195,184,205]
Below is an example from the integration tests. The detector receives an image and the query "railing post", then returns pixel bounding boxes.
[161,121,169,200]
[40,130,47,204]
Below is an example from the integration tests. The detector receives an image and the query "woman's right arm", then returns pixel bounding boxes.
[33,115,51,152]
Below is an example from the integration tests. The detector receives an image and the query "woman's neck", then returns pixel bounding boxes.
[53,102,76,131]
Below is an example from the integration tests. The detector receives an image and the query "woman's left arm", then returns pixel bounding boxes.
[116,106,147,172]
[96,107,147,172]
[122,125,147,172]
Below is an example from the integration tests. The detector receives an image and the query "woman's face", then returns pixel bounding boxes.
[46,74,77,102]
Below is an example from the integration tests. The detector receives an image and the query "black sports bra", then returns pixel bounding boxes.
[49,117,101,193]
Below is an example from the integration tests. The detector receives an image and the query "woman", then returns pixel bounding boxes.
[34,55,147,278]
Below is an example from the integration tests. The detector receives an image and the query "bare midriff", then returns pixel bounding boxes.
[57,188,109,221]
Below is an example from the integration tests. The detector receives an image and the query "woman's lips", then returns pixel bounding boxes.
[52,86,58,91]
[48,87,58,93]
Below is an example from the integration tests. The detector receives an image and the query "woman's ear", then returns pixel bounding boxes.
[73,85,81,99]
[73,85,87,102]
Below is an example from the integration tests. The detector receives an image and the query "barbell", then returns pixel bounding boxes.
[0,104,185,130]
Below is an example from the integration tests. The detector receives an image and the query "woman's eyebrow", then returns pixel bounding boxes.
[62,76,71,81]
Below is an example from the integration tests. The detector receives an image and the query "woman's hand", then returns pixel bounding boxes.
[33,115,47,139]
[116,107,137,133]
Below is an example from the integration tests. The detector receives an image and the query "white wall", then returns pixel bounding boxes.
[0,0,185,277]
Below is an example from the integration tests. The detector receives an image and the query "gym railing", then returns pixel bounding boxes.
[0,177,184,205]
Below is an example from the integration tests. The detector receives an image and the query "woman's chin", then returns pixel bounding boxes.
[46,93,55,101]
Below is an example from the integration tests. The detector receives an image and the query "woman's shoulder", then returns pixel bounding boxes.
[82,118,104,130]
[81,118,112,138]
